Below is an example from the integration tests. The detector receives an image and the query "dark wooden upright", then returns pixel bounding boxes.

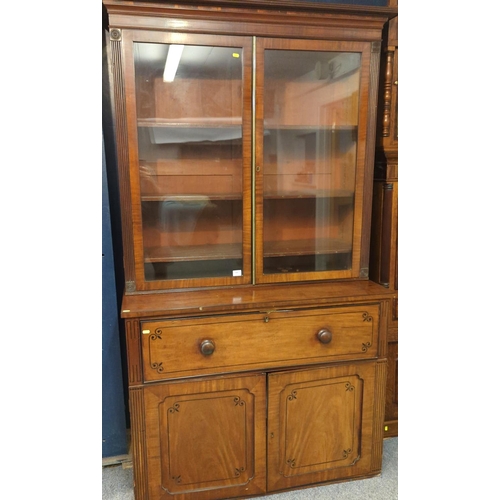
[370,0,398,437]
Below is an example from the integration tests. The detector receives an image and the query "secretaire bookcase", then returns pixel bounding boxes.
[103,1,397,498]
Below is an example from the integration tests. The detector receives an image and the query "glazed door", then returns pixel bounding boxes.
[255,38,374,284]
[122,31,253,290]
[142,374,267,500]
[267,362,379,491]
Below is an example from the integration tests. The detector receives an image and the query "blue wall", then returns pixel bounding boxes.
[102,137,128,458]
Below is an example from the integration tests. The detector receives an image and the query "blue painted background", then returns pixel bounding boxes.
[102,137,128,458]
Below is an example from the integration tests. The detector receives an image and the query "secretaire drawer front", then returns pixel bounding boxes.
[141,304,380,381]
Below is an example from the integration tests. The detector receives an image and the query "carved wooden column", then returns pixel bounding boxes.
[370,2,398,438]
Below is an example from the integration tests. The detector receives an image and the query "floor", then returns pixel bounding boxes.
[102,437,398,499]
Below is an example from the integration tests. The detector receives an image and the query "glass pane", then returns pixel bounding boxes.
[263,49,361,275]
[134,43,244,281]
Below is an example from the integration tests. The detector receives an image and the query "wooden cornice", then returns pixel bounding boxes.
[103,1,398,32]
[103,0,398,16]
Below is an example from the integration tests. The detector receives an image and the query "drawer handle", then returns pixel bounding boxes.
[200,339,216,356]
[317,328,333,344]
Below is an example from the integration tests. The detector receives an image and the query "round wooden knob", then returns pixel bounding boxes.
[200,339,216,356]
[317,328,332,344]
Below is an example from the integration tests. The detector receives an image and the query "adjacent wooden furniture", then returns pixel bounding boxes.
[103,1,397,498]
[370,0,398,437]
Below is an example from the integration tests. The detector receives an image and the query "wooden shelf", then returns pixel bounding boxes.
[264,189,353,199]
[145,243,242,263]
[137,119,356,137]
[264,238,352,257]
[138,117,242,128]
[264,123,358,132]
[141,191,351,202]
[145,238,351,263]
[141,120,243,144]
[141,194,242,202]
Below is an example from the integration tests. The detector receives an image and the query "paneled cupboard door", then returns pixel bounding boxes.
[267,362,378,491]
[142,374,267,500]
[255,39,374,284]
[122,31,253,290]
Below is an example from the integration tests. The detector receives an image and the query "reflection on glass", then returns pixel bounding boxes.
[133,43,244,281]
[263,49,361,275]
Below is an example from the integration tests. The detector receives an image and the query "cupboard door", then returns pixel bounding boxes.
[142,374,266,500]
[255,38,374,284]
[267,361,381,491]
[122,31,253,290]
